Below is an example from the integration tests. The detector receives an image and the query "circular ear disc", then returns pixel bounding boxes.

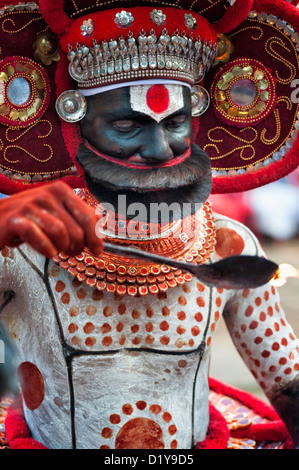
[55,90,87,122]
[191,85,210,117]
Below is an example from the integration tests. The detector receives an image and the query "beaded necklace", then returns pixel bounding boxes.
[53,189,216,297]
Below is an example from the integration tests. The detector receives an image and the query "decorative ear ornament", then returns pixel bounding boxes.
[191,85,210,117]
[55,90,87,122]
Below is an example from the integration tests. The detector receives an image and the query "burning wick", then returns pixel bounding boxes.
[270,263,299,287]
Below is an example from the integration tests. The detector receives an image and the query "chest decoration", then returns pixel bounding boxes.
[53,189,216,297]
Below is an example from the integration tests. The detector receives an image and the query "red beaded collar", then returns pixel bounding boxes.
[53,189,216,297]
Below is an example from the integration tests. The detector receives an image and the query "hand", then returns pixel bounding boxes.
[0,181,103,258]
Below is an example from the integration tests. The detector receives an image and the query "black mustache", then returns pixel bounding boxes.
[76,142,212,192]
[76,142,212,223]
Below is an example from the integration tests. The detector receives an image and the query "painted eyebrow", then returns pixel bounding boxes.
[163,105,191,118]
[108,109,143,121]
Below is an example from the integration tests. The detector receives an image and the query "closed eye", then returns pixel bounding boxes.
[113,120,140,132]
[165,114,187,128]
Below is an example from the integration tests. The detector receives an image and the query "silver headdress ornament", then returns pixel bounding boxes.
[56,9,217,122]
[66,28,217,90]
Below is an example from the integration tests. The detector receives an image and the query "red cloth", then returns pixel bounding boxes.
[3,378,293,449]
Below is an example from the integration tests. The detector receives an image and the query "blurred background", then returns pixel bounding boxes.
[209,167,299,400]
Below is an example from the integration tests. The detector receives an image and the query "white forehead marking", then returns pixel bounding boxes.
[129,84,185,122]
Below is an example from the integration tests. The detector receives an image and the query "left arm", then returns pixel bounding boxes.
[223,282,299,447]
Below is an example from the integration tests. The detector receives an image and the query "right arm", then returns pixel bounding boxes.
[0,181,103,258]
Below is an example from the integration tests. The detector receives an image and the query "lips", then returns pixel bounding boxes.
[82,139,191,170]
[126,155,150,164]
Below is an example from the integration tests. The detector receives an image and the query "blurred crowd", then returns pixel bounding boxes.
[210,168,299,244]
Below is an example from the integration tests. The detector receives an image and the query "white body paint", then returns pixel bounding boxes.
[0,213,298,449]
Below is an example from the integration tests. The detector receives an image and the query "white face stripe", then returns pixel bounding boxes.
[129,84,185,123]
[78,79,191,96]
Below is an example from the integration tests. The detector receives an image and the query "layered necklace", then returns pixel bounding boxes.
[53,189,216,297]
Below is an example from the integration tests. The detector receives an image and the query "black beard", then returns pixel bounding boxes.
[76,142,212,224]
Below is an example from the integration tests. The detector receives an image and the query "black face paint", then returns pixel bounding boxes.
[80,85,193,166]
[77,85,212,224]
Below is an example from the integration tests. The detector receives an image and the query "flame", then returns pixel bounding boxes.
[270,263,299,287]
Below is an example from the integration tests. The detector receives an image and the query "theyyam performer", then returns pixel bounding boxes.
[0,0,298,450]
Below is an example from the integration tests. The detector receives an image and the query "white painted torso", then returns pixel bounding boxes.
[0,213,298,449]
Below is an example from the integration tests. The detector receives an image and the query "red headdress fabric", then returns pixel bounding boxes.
[198,0,299,193]
[0,0,84,193]
[39,0,253,35]
[0,0,297,194]
[57,6,218,92]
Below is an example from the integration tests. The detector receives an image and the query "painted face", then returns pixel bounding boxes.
[80,84,193,167]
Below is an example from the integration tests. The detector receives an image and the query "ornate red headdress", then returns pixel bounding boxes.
[0,0,297,194]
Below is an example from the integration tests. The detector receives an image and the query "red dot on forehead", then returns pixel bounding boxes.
[146,85,170,114]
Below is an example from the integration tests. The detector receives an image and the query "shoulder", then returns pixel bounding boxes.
[211,211,263,260]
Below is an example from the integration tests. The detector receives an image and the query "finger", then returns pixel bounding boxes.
[25,210,71,254]
[51,209,86,256]
[62,195,104,255]
[5,216,58,258]
[35,198,91,256]
[23,190,88,256]
[36,182,103,255]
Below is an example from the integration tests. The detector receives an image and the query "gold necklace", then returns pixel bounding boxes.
[53,189,216,297]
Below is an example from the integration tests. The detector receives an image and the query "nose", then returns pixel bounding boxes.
[138,126,173,163]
